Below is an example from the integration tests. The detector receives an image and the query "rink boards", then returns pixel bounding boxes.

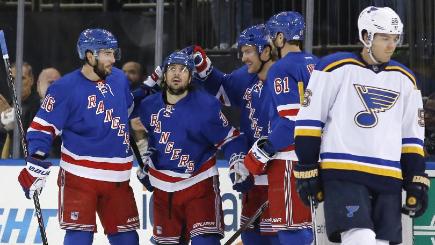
[0,159,433,244]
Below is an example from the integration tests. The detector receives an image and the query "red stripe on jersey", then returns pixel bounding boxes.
[278,109,299,117]
[149,157,216,183]
[61,153,133,171]
[279,145,295,152]
[30,121,55,137]
[215,130,241,149]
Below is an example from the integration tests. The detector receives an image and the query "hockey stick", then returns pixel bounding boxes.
[0,30,48,245]
[129,133,145,169]
[224,200,269,245]
[309,197,318,245]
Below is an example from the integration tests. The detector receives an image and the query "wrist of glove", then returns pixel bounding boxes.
[17,156,52,199]
[243,137,275,175]
[229,153,254,193]
[402,174,430,218]
[293,162,323,207]
[1,108,15,131]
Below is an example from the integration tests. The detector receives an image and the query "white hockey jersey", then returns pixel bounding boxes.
[295,52,425,193]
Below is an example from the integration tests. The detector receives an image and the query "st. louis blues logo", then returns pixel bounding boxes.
[354,84,400,128]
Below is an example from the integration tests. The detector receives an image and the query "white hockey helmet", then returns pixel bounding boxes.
[358,6,403,48]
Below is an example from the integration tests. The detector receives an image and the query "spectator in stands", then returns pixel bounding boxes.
[0,62,39,158]
[37,67,61,99]
[122,61,143,90]
[36,67,62,158]
[0,94,13,159]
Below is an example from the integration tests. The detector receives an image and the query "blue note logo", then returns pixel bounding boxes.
[346,205,359,218]
[354,84,399,128]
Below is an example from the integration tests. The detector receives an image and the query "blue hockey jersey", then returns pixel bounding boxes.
[266,52,318,160]
[201,66,272,146]
[138,89,247,192]
[27,68,134,182]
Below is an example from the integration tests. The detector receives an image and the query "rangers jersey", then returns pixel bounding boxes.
[138,89,247,192]
[295,52,425,193]
[27,68,134,182]
[266,52,318,159]
[201,66,272,146]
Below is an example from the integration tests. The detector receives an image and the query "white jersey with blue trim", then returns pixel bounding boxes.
[27,68,134,182]
[295,52,425,193]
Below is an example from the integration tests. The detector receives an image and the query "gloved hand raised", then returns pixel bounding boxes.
[402,174,430,218]
[229,153,254,193]
[181,45,213,79]
[293,162,323,207]
[136,147,157,192]
[18,156,52,199]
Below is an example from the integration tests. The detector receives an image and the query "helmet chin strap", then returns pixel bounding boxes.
[367,46,381,65]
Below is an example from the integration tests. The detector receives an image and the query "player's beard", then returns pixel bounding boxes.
[93,59,111,80]
[167,83,189,95]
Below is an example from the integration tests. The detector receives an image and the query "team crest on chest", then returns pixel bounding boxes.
[354,84,400,128]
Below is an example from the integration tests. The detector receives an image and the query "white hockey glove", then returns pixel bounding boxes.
[1,108,15,131]
[18,156,52,199]
[244,137,276,175]
[229,153,254,193]
[143,66,162,87]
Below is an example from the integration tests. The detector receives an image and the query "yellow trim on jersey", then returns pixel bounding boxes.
[322,58,365,72]
[295,129,322,137]
[402,146,424,156]
[321,161,403,179]
[298,81,304,105]
[385,66,417,88]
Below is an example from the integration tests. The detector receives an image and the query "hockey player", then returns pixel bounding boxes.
[294,6,429,245]
[17,29,140,245]
[185,25,280,244]
[136,51,248,245]
[243,11,318,245]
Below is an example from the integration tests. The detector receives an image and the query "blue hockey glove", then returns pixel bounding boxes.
[293,162,323,207]
[137,165,154,192]
[229,153,254,193]
[244,137,276,175]
[181,45,213,79]
[136,147,157,192]
[18,156,52,199]
[402,174,430,218]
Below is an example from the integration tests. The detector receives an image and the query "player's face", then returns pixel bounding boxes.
[371,33,400,63]
[95,49,116,76]
[241,45,261,73]
[165,64,191,95]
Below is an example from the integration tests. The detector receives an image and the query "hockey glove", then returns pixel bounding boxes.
[402,174,430,218]
[137,165,154,192]
[18,156,52,199]
[293,162,323,207]
[132,71,161,106]
[181,45,213,79]
[244,137,276,175]
[143,66,162,87]
[1,108,15,131]
[136,147,157,192]
[229,152,254,193]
